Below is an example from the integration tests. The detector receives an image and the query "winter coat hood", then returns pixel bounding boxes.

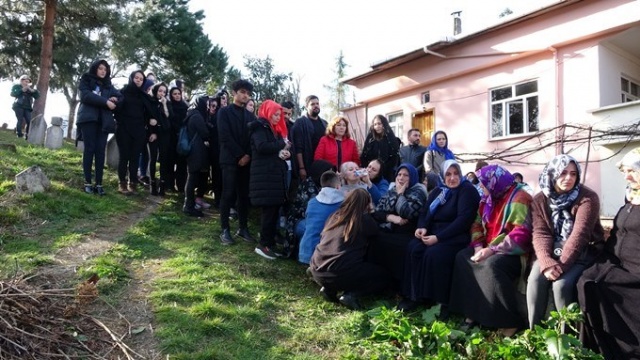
[84,59,112,86]
[315,187,345,205]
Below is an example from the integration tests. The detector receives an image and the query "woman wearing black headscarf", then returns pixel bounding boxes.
[147,82,173,195]
[114,70,152,195]
[168,87,188,193]
[182,95,210,217]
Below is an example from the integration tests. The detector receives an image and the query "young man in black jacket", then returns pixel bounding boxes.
[217,79,257,245]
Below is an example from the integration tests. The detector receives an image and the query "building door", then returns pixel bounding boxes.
[412,109,435,146]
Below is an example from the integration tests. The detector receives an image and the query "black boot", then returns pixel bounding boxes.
[158,180,166,196]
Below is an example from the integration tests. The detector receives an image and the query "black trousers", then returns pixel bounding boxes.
[260,205,281,247]
[312,262,392,295]
[148,132,170,183]
[219,164,250,229]
[79,122,108,185]
[116,127,146,183]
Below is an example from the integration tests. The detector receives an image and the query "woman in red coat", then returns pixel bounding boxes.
[314,114,360,169]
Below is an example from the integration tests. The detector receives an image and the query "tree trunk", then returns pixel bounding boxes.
[32,0,57,119]
[63,86,79,139]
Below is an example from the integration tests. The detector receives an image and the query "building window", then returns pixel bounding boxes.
[387,112,403,139]
[421,91,430,104]
[490,80,539,139]
[621,76,639,102]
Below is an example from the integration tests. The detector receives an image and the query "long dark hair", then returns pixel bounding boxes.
[369,114,395,140]
[322,188,371,243]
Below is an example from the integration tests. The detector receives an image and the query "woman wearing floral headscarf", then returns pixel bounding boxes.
[423,130,455,182]
[577,148,640,359]
[527,155,604,329]
[449,164,533,336]
[398,160,480,311]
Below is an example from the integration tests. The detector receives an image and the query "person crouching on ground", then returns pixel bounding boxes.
[298,170,344,265]
[311,188,392,309]
[250,100,291,260]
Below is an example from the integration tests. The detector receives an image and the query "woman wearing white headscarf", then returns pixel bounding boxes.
[577,148,640,359]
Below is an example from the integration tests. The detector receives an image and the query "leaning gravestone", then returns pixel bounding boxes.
[15,165,51,194]
[27,114,47,145]
[44,116,64,149]
[106,135,119,169]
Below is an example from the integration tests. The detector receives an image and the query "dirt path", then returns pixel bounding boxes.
[35,195,165,359]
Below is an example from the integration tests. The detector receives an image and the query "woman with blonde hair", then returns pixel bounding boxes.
[310,188,391,309]
[314,114,360,169]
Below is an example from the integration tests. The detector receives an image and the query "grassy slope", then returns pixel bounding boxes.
[0,129,374,359]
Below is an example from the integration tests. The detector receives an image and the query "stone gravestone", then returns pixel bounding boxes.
[15,165,51,194]
[44,116,64,149]
[27,114,47,145]
[106,134,119,169]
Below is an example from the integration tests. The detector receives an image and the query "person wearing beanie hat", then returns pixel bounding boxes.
[10,74,40,138]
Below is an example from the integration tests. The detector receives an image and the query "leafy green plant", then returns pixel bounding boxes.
[351,303,603,359]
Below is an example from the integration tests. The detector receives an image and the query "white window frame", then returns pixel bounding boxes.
[421,91,430,104]
[489,80,539,139]
[621,75,639,103]
[387,111,404,140]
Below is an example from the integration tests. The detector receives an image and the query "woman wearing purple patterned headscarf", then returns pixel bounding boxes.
[449,164,533,336]
[527,155,604,330]
[578,148,640,358]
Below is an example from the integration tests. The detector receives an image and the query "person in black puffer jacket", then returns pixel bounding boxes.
[251,100,291,260]
[76,59,123,196]
[147,82,173,196]
[168,87,188,193]
[114,70,152,195]
[182,95,210,217]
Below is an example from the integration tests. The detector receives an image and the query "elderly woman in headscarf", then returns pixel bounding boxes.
[397,160,480,311]
[370,163,428,283]
[249,100,291,260]
[527,155,604,329]
[423,130,455,183]
[577,148,640,359]
[449,164,533,336]
[182,95,210,217]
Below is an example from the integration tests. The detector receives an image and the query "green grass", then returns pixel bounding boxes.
[0,128,603,359]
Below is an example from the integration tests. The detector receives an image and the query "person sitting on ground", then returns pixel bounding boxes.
[577,147,640,359]
[284,160,335,258]
[362,159,390,205]
[339,161,369,195]
[310,188,392,310]
[298,171,345,265]
[398,160,480,312]
[449,164,533,337]
[314,114,360,169]
[527,155,604,328]
[369,163,428,283]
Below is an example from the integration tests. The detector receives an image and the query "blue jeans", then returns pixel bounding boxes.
[14,108,32,137]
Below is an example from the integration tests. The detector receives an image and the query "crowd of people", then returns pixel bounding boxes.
[69,58,639,358]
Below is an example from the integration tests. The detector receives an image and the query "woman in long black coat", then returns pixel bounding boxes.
[114,70,151,195]
[182,95,210,217]
[168,87,188,193]
[250,100,291,260]
[577,147,640,359]
[398,160,480,311]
